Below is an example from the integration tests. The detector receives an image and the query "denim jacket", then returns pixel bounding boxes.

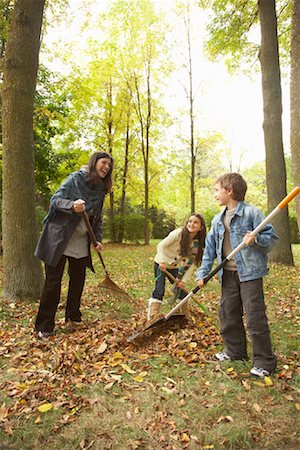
[196,201,278,282]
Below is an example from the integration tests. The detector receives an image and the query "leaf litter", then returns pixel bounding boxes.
[0,253,299,446]
[0,290,223,431]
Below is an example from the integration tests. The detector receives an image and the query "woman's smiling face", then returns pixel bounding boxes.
[96,157,111,178]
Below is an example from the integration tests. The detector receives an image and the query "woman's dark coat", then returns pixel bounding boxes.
[35,195,105,270]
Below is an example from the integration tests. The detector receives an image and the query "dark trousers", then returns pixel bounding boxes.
[220,270,277,372]
[35,255,87,333]
[152,262,185,301]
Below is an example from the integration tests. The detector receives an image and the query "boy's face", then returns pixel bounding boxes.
[214,182,233,206]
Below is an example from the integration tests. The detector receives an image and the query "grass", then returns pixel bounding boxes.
[0,243,299,449]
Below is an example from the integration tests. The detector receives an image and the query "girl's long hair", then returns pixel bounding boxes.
[180,213,206,266]
[86,151,114,192]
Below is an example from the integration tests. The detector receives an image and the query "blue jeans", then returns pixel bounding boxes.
[152,262,186,301]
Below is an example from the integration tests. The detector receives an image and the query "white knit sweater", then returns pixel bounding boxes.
[154,228,195,282]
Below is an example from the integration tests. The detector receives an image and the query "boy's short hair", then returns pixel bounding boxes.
[216,173,247,201]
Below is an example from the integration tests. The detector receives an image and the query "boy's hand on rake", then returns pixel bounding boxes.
[243,231,255,246]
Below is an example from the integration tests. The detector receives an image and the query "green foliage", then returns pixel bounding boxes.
[0,0,13,60]
[34,65,70,203]
[289,213,300,244]
[103,212,153,242]
[202,0,292,73]
[148,206,176,239]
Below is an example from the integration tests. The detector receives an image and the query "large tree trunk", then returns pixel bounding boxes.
[2,0,45,299]
[258,0,294,265]
[290,0,300,233]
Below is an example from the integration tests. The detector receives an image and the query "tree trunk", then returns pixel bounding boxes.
[290,0,300,233]
[2,0,45,299]
[144,60,151,245]
[118,118,130,243]
[107,79,117,242]
[258,0,294,265]
[186,2,195,214]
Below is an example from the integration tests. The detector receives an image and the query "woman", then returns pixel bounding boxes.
[35,151,113,339]
[148,213,206,320]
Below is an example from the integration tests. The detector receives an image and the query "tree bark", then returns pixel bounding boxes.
[118,114,131,243]
[106,78,117,242]
[258,0,294,264]
[2,0,45,299]
[186,2,195,214]
[290,0,300,233]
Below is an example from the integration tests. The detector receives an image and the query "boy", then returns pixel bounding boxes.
[196,173,277,377]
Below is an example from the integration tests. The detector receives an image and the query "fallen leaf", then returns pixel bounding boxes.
[180,432,190,442]
[97,342,108,354]
[133,375,144,383]
[241,380,251,390]
[217,415,233,423]
[264,377,273,386]
[37,403,53,413]
[121,364,136,374]
[253,402,262,413]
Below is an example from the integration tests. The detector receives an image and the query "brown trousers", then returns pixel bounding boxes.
[219,270,277,372]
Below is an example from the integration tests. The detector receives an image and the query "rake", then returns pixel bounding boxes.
[82,212,132,300]
[127,186,300,342]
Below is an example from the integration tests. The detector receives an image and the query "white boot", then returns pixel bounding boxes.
[147,298,162,320]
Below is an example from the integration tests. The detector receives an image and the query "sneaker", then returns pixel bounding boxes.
[250,367,270,377]
[36,330,53,340]
[215,351,231,362]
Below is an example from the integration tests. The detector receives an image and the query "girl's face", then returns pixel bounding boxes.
[96,157,112,178]
[186,215,202,234]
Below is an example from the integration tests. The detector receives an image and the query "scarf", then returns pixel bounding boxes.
[45,168,104,222]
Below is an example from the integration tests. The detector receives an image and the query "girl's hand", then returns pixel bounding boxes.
[159,263,167,272]
[176,279,185,290]
[73,199,86,213]
[92,242,103,253]
[197,279,205,288]
[243,231,255,246]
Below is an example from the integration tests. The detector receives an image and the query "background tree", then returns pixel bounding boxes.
[201,0,294,264]
[290,0,300,232]
[2,0,45,299]
[258,0,293,264]
[176,0,197,213]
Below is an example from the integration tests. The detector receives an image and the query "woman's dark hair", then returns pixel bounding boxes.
[180,213,206,266]
[86,151,114,192]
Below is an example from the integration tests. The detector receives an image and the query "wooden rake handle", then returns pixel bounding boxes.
[82,212,109,276]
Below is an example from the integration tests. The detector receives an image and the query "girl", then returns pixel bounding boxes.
[148,213,206,320]
[35,151,113,339]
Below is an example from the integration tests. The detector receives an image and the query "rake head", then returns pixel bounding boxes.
[98,274,132,300]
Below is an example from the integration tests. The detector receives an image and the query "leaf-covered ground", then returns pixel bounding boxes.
[0,244,299,449]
